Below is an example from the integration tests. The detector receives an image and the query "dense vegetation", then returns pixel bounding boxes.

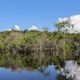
[0,20,80,70]
[0,29,79,69]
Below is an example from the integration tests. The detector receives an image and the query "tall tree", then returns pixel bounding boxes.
[55,18,73,60]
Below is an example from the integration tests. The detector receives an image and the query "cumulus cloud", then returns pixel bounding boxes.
[58,17,68,22]
[14,25,20,30]
[70,15,80,33]
[58,15,80,33]
[29,25,38,31]
[7,29,12,31]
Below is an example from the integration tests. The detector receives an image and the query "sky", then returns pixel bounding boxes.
[0,0,80,31]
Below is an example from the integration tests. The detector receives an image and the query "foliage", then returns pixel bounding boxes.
[0,27,79,68]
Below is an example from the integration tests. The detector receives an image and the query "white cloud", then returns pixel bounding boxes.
[58,17,68,22]
[58,15,80,33]
[14,25,20,30]
[70,15,80,33]
[7,29,12,31]
[29,25,38,31]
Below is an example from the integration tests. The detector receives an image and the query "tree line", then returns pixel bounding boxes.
[0,19,80,69]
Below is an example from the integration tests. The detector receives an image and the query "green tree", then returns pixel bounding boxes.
[55,19,73,60]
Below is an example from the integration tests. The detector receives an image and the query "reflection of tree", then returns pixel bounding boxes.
[38,66,50,76]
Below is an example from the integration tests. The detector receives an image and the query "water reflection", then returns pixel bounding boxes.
[0,65,58,80]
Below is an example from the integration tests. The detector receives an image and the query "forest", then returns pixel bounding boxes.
[0,19,80,69]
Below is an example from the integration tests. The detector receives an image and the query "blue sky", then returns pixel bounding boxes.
[0,0,80,31]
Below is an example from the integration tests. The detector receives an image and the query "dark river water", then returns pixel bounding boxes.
[0,65,58,80]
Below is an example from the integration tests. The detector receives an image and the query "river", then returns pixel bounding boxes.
[0,65,58,80]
